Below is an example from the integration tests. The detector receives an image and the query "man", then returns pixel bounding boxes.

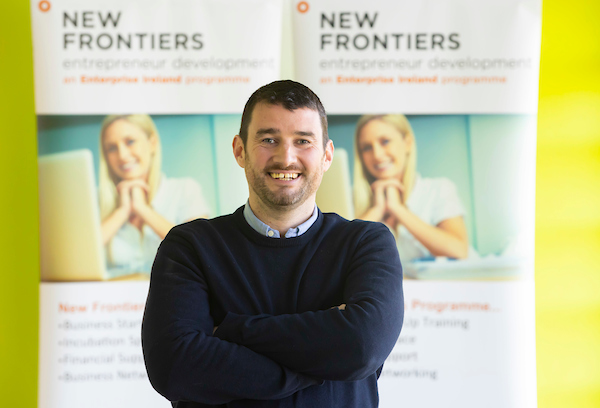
[142,80,404,407]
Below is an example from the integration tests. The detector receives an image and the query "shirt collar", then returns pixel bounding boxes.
[243,201,318,238]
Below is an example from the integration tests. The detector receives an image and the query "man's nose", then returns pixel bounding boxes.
[273,141,296,166]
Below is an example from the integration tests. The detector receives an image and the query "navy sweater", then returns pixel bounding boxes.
[142,207,404,407]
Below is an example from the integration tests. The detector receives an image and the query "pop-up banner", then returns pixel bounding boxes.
[293,1,540,407]
[32,0,540,407]
[33,1,281,407]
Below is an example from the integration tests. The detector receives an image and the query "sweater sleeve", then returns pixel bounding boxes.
[141,226,319,405]
[214,222,404,382]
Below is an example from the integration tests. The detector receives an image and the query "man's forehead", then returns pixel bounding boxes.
[248,103,323,136]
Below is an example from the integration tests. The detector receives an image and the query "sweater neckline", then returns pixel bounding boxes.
[233,206,323,247]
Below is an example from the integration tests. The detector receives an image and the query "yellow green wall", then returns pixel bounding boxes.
[0,3,39,407]
[1,1,598,407]
[536,0,600,406]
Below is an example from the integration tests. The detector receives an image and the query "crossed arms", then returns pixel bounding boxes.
[142,222,403,405]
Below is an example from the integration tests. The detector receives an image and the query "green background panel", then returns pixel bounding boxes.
[0,3,39,407]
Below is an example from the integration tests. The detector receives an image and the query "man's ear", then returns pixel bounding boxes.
[323,139,334,172]
[232,135,246,168]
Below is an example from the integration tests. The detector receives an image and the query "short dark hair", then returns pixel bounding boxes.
[238,80,328,148]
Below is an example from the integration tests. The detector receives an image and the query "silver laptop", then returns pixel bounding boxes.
[316,148,354,220]
[38,149,147,282]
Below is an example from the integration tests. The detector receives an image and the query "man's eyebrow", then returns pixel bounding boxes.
[253,129,318,139]
[255,128,280,136]
[295,131,316,138]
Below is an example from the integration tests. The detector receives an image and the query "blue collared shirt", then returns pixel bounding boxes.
[243,201,318,238]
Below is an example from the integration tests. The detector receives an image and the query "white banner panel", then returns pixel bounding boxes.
[39,282,161,408]
[380,281,537,408]
[292,1,540,406]
[30,0,282,114]
[292,0,541,114]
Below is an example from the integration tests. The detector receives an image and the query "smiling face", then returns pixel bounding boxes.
[358,119,412,181]
[102,119,157,181]
[234,102,333,211]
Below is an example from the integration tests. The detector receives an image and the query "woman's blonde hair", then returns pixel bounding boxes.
[98,114,162,221]
[353,114,418,218]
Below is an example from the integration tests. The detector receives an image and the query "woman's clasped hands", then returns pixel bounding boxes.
[116,179,151,218]
[369,178,407,230]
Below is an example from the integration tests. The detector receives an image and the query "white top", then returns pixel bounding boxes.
[396,174,466,262]
[107,174,210,277]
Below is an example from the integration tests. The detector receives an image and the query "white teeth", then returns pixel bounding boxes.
[270,173,299,180]
[375,162,391,170]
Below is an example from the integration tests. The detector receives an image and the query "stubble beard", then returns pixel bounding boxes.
[246,162,323,210]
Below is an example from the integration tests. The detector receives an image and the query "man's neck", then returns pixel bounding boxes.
[248,195,316,236]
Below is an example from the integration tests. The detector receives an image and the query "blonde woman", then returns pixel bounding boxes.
[99,114,209,274]
[353,114,468,262]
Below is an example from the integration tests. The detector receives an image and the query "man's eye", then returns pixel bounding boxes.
[262,138,275,144]
[297,139,310,145]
